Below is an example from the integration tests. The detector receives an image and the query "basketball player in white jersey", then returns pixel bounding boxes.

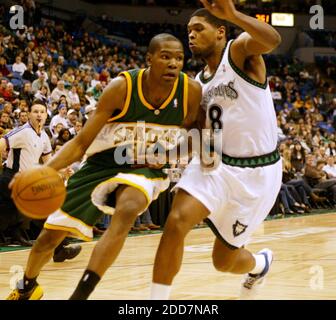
[150,0,282,299]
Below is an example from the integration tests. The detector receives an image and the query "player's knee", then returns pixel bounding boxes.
[34,229,66,252]
[116,199,147,223]
[165,209,193,236]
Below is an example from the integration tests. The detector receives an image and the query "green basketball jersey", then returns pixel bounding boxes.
[86,68,189,167]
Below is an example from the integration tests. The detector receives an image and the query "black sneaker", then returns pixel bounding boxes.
[53,245,82,263]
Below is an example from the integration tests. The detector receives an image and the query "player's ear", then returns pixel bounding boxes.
[146,53,153,67]
[217,26,226,41]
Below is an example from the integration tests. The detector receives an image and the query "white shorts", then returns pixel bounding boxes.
[175,156,282,249]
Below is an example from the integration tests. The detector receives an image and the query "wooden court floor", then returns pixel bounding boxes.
[1,213,336,300]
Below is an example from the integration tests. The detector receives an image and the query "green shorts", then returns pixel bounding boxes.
[44,162,169,241]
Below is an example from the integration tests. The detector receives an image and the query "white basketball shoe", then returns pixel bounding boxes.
[239,248,273,300]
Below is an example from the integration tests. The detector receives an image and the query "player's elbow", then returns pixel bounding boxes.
[262,34,281,54]
[269,31,282,50]
[274,32,282,47]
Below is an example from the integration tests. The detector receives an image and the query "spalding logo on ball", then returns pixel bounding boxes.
[11,166,66,219]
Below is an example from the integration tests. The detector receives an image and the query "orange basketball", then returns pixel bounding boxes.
[11,166,66,219]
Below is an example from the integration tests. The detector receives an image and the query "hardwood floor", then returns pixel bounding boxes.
[1,213,336,300]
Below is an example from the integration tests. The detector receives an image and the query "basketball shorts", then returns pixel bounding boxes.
[45,162,169,241]
[175,156,282,249]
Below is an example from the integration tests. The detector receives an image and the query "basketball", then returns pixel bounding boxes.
[11,166,66,220]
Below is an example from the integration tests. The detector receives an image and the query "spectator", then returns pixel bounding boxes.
[0,111,13,130]
[20,82,34,105]
[68,86,80,106]
[36,62,49,81]
[50,80,69,104]
[326,141,336,156]
[32,73,50,94]
[84,102,96,120]
[323,156,336,179]
[66,108,78,129]
[56,56,66,74]
[22,62,36,82]
[87,82,103,101]
[18,110,29,127]
[34,85,49,105]
[12,56,27,76]
[54,128,72,146]
[2,83,19,104]
[71,102,84,123]
[49,103,68,134]
[290,141,306,172]
[0,57,12,79]
[90,73,101,88]
[69,120,83,137]
[49,74,59,92]
[0,78,8,98]
[304,157,336,204]
[51,122,65,144]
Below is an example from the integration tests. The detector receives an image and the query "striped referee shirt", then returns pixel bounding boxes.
[4,122,52,172]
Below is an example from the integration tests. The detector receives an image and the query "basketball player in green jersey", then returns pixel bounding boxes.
[7,33,202,300]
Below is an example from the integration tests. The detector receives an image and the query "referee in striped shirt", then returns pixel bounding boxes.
[0,100,81,261]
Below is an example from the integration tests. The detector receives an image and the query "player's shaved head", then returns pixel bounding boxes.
[148,33,183,54]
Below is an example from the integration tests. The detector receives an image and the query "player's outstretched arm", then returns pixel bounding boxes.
[46,76,128,171]
[200,0,281,55]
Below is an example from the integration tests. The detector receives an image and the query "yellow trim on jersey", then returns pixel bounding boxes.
[137,69,179,111]
[95,176,151,206]
[183,73,188,119]
[111,121,180,128]
[58,208,93,229]
[44,224,92,242]
[45,209,92,239]
[108,71,132,122]
[123,173,167,181]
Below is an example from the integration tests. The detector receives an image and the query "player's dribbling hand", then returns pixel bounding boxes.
[200,0,238,21]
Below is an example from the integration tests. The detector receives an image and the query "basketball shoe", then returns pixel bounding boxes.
[6,283,43,300]
[53,244,82,263]
[239,248,273,299]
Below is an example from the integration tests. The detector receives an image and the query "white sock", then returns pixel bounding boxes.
[150,282,172,300]
[250,253,266,275]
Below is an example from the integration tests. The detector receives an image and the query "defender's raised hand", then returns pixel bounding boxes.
[200,0,238,21]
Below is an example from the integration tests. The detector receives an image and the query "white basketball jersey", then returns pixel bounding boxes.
[196,40,278,157]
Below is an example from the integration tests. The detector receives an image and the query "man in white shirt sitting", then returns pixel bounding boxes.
[49,104,68,135]
[12,56,27,76]
[323,156,336,179]
[51,80,69,104]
